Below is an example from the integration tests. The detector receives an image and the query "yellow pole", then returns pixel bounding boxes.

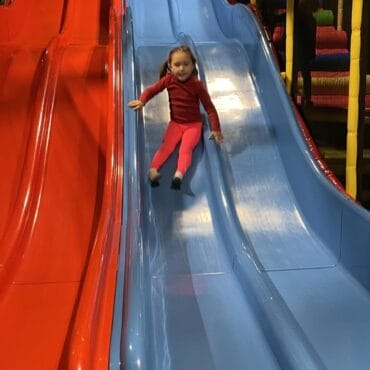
[285,0,294,94]
[346,0,363,197]
[337,0,344,31]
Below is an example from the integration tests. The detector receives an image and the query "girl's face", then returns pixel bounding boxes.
[169,51,194,82]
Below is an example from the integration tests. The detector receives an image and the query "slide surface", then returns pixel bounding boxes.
[112,0,370,369]
[0,0,121,368]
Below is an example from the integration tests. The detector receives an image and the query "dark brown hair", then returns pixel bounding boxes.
[159,45,199,78]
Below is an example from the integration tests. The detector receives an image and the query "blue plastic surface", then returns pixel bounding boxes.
[110,1,370,369]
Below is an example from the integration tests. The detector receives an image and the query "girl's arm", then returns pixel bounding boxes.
[197,81,224,144]
[128,74,170,109]
[128,100,145,110]
[209,131,224,144]
[140,74,170,103]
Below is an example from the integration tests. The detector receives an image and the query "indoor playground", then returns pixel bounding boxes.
[0,0,370,369]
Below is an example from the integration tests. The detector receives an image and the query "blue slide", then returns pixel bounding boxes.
[110,1,370,369]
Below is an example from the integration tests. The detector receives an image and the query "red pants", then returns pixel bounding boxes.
[150,121,202,175]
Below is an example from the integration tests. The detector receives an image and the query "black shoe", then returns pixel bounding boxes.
[150,178,160,187]
[171,177,182,190]
[148,170,161,187]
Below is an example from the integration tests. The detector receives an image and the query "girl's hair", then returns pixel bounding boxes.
[159,45,199,78]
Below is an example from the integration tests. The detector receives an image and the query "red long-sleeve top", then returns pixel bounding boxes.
[139,73,221,132]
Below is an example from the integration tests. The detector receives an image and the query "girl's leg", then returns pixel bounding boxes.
[150,122,183,170]
[176,123,202,175]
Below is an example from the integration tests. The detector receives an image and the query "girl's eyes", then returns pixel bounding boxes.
[173,62,190,67]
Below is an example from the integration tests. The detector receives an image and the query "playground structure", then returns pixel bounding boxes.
[268,0,370,205]
[1,1,370,369]
[112,0,370,369]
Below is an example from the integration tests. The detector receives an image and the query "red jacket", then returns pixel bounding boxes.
[139,73,221,132]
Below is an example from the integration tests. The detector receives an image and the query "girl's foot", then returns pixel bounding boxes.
[148,168,161,187]
[171,171,183,190]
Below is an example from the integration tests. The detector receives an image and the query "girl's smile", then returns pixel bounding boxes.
[169,51,194,81]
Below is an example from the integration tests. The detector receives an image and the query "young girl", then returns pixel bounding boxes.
[128,45,223,190]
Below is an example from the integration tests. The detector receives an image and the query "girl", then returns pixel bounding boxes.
[128,45,223,190]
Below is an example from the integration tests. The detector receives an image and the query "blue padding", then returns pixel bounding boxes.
[313,53,350,71]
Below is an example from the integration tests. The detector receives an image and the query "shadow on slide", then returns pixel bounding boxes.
[0,0,122,368]
[111,0,370,369]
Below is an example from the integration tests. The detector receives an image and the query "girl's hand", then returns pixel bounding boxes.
[128,100,145,110]
[209,131,224,144]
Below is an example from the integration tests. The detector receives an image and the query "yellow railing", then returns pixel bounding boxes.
[337,0,344,30]
[285,0,294,95]
[346,0,364,198]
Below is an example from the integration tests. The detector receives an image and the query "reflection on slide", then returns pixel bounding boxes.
[0,0,122,369]
[111,0,370,369]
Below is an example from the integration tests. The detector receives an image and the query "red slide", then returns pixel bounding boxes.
[0,0,123,369]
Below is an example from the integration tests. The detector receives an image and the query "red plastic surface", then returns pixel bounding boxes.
[0,0,122,369]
